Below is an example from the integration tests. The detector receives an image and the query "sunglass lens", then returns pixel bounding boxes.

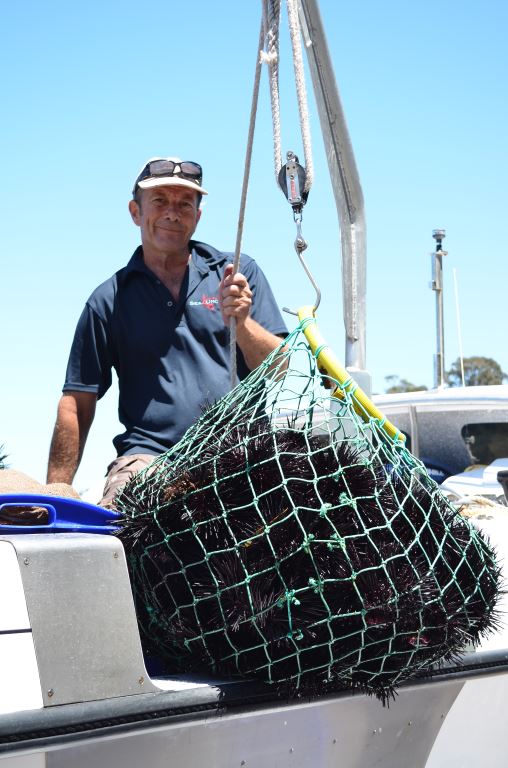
[150,160,176,176]
[180,162,202,179]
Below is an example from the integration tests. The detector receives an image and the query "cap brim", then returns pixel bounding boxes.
[137,176,208,195]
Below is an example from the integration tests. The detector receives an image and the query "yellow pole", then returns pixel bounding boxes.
[297,306,405,444]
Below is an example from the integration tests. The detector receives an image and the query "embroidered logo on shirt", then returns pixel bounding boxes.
[189,294,219,311]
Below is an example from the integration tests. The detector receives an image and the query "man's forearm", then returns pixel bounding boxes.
[47,392,96,484]
[47,419,82,484]
[234,316,286,371]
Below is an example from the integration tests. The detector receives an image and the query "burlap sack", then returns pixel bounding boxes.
[0,470,80,524]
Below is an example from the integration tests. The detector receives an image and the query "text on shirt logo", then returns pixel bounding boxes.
[189,295,219,311]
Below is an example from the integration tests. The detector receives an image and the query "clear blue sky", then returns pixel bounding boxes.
[1,0,507,491]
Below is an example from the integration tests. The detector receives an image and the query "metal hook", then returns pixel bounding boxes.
[283,212,321,316]
[278,150,320,317]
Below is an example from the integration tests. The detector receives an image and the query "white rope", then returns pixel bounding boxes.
[260,0,314,192]
[229,17,266,387]
[229,0,314,385]
[262,0,283,185]
[286,0,313,192]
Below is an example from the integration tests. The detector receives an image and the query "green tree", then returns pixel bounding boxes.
[384,376,428,394]
[445,356,508,387]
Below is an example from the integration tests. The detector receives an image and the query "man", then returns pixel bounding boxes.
[47,157,288,506]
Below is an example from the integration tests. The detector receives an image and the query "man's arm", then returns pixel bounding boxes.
[219,264,285,371]
[47,391,97,484]
[233,315,285,371]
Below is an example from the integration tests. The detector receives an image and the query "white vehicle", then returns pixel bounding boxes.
[372,385,508,482]
[440,457,508,505]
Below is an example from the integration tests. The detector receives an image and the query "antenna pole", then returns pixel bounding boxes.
[431,229,447,389]
[453,267,466,387]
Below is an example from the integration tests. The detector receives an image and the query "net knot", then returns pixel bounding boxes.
[284,589,300,606]
[339,492,356,509]
[319,503,332,517]
[327,533,346,552]
[308,577,323,593]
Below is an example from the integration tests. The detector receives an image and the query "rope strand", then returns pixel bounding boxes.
[229,0,314,385]
[286,0,313,192]
[229,16,267,388]
[263,0,283,184]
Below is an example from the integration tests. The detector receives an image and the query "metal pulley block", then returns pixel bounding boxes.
[278,151,309,213]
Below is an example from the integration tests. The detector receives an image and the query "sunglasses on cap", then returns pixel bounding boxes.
[135,159,203,187]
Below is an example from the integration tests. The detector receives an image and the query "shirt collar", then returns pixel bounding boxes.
[125,242,228,279]
[124,246,153,277]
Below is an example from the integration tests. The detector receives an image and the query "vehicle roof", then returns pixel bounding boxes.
[373,385,508,409]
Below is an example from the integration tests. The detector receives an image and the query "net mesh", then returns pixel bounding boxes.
[116,323,501,702]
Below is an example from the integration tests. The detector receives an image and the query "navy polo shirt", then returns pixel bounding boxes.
[63,241,288,457]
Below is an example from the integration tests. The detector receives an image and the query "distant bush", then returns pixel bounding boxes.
[446,357,508,387]
[384,376,428,394]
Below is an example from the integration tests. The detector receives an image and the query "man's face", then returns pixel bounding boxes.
[129,185,201,260]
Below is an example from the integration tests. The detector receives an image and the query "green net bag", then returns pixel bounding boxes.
[116,315,500,702]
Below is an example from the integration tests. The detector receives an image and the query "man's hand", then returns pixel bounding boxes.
[218,263,286,372]
[219,264,252,327]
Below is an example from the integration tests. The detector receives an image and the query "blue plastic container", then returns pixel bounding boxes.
[0,494,121,534]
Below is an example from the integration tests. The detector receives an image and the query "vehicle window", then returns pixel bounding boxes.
[461,423,508,465]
